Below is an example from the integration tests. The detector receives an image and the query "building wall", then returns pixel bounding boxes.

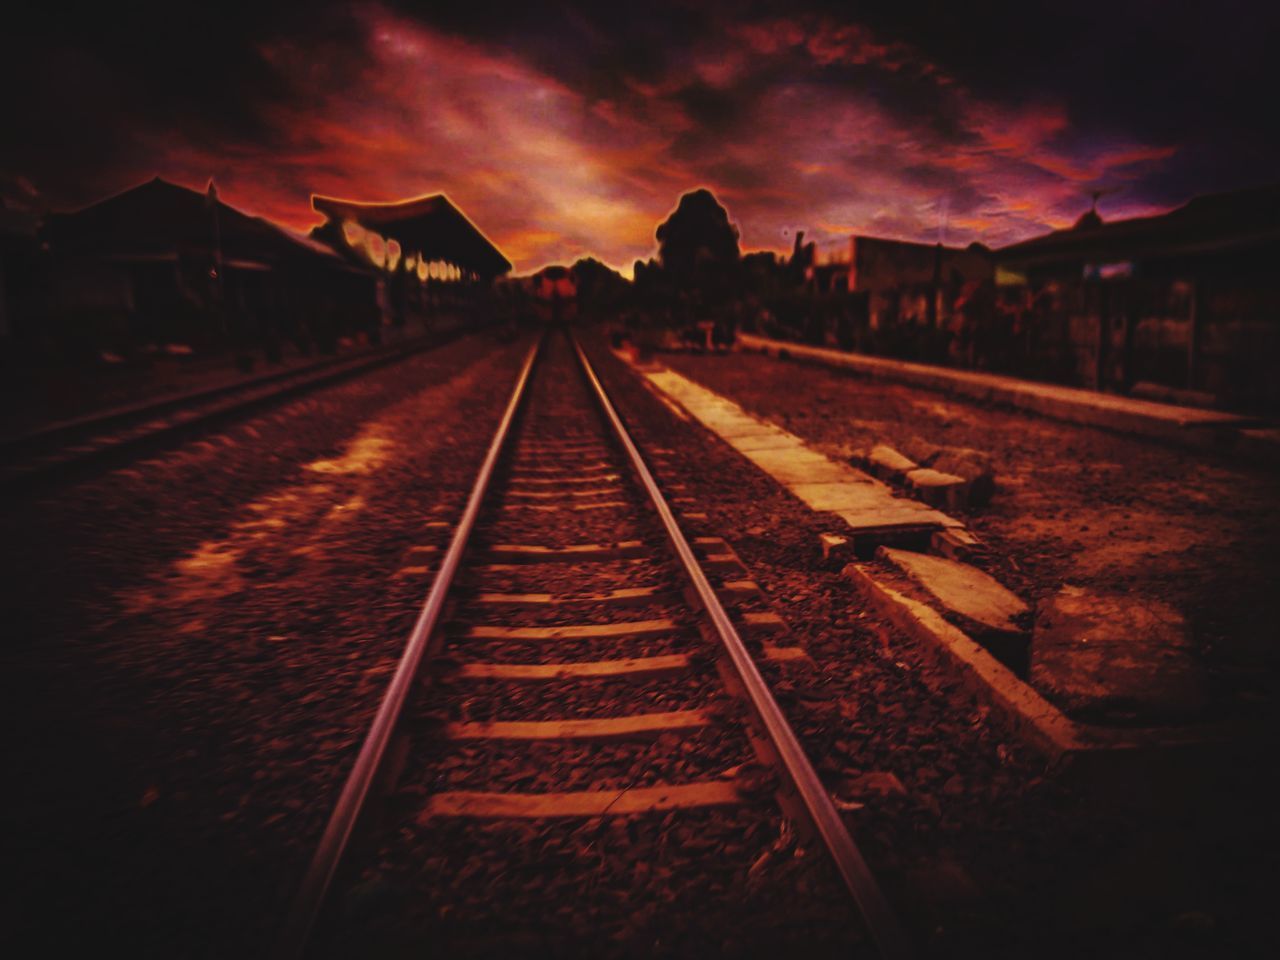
[851,236,992,293]
[776,220,1280,412]
[991,247,1280,410]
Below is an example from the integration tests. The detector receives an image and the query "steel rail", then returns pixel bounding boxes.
[277,336,541,958]
[572,336,914,960]
[1,332,457,493]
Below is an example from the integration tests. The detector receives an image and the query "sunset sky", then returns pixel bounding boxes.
[4,1,1276,275]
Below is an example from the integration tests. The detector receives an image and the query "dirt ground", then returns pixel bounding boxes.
[660,348,1280,723]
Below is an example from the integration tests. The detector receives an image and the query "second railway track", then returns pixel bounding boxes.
[283,330,911,958]
[0,333,453,492]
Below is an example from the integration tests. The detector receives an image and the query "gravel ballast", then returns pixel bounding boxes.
[585,334,1275,958]
[1,329,531,956]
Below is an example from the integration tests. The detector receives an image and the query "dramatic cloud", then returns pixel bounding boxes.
[2,1,1273,274]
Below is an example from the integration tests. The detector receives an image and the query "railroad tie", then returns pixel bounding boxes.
[504,473,622,485]
[504,486,621,498]
[469,585,670,608]
[420,779,743,819]
[443,709,711,741]
[482,540,647,563]
[454,654,691,681]
[506,500,631,512]
[507,461,613,475]
[457,617,680,642]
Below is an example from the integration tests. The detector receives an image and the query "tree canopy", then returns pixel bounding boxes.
[655,188,740,280]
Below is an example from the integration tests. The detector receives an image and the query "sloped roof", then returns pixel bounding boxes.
[996,182,1280,266]
[45,177,359,271]
[311,193,511,276]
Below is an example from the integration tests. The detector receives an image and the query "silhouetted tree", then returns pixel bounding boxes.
[655,189,740,283]
[571,256,629,318]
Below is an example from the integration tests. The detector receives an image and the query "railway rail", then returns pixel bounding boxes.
[280,330,911,957]
[0,331,452,491]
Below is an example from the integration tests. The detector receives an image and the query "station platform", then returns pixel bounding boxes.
[737,333,1278,461]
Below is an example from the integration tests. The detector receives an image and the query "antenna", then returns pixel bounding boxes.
[1089,186,1119,213]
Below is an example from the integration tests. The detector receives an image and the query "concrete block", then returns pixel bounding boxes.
[819,532,851,565]
[928,448,996,507]
[930,527,984,562]
[842,563,1081,759]
[905,467,968,510]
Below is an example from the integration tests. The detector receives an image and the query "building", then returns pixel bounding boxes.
[994,183,1280,407]
[36,177,377,362]
[0,200,40,345]
[310,193,512,330]
[793,233,992,357]
[311,194,510,282]
[808,234,992,323]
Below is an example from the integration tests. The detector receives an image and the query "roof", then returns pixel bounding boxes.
[996,182,1280,267]
[44,177,363,272]
[852,234,990,256]
[311,193,511,277]
[0,200,39,240]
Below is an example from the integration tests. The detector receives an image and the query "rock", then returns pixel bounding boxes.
[1031,586,1208,724]
[840,771,907,797]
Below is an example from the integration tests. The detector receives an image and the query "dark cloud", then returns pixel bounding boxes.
[2,0,1274,271]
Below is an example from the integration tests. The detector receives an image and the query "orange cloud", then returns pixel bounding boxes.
[112,4,1180,270]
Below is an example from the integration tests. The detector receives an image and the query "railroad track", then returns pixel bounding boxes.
[0,332,453,492]
[281,330,911,957]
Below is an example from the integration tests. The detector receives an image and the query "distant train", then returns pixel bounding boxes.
[529,265,578,324]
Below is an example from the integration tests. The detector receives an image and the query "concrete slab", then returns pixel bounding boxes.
[789,481,886,512]
[866,444,917,480]
[835,505,953,532]
[634,361,966,545]
[844,563,1083,759]
[1032,586,1208,724]
[739,333,1260,446]
[738,447,862,484]
[698,416,771,438]
[880,546,1030,670]
[730,432,805,452]
[882,546,1027,630]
